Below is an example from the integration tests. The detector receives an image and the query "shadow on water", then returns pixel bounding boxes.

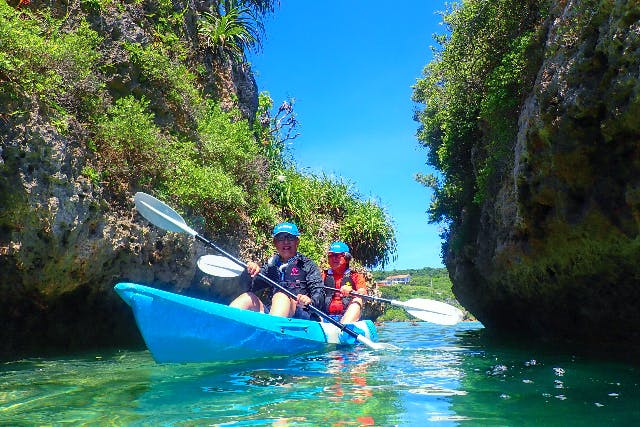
[449,327,640,426]
[458,326,640,365]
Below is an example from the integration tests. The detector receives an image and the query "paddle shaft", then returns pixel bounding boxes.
[322,285,391,303]
[322,285,455,317]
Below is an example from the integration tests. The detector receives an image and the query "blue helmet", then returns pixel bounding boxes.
[328,241,352,260]
[329,241,349,253]
[272,222,299,236]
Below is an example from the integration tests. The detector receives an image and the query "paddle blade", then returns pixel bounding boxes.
[134,192,196,236]
[362,336,402,351]
[398,298,464,325]
[197,255,245,278]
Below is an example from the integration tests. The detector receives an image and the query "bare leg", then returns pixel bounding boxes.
[229,292,266,313]
[268,291,297,317]
[340,297,363,324]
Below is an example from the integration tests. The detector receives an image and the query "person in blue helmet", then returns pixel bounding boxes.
[321,240,370,344]
[322,241,368,324]
[229,222,325,319]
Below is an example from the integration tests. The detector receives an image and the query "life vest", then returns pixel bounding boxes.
[263,254,308,295]
[323,269,355,315]
[249,253,323,321]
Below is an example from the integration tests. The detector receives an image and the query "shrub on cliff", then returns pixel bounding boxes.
[412,0,548,250]
[1,0,397,269]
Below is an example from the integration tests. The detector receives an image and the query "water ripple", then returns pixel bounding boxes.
[2,322,640,426]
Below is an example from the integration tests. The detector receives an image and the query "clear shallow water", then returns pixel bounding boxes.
[1,322,639,426]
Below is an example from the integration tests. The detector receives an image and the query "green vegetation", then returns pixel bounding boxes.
[412,0,548,252]
[0,3,103,117]
[1,0,396,268]
[268,167,396,267]
[372,268,464,321]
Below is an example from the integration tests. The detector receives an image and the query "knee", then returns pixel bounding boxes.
[271,292,291,305]
[350,297,363,310]
[270,292,295,317]
[230,292,258,310]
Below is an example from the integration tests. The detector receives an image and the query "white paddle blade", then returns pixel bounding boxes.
[398,298,464,325]
[197,255,244,278]
[134,192,197,236]
[361,335,402,351]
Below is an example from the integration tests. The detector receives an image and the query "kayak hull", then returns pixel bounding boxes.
[114,283,377,363]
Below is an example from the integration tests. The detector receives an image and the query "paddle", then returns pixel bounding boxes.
[321,286,463,325]
[196,254,463,326]
[133,192,396,351]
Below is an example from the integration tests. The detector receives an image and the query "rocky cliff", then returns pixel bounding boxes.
[0,0,258,359]
[448,0,640,351]
[0,1,388,361]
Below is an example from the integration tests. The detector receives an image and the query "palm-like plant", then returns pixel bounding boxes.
[198,0,260,62]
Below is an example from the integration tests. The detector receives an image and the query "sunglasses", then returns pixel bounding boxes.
[274,234,298,242]
[328,253,345,258]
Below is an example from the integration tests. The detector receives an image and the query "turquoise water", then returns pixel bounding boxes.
[1,321,639,426]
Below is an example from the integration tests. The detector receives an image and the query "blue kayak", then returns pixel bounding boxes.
[114,283,378,363]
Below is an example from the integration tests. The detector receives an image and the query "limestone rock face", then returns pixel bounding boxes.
[0,1,256,359]
[0,112,226,358]
[448,0,640,350]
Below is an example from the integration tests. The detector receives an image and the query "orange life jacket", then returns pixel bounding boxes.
[322,269,366,315]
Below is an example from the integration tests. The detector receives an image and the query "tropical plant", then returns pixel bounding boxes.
[254,93,300,164]
[123,41,201,123]
[265,165,397,268]
[0,3,102,116]
[340,200,397,268]
[197,0,260,62]
[92,95,169,194]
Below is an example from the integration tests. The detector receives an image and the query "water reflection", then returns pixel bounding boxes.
[123,348,401,426]
[376,322,478,425]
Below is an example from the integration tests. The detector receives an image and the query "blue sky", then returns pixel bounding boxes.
[248,1,448,270]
